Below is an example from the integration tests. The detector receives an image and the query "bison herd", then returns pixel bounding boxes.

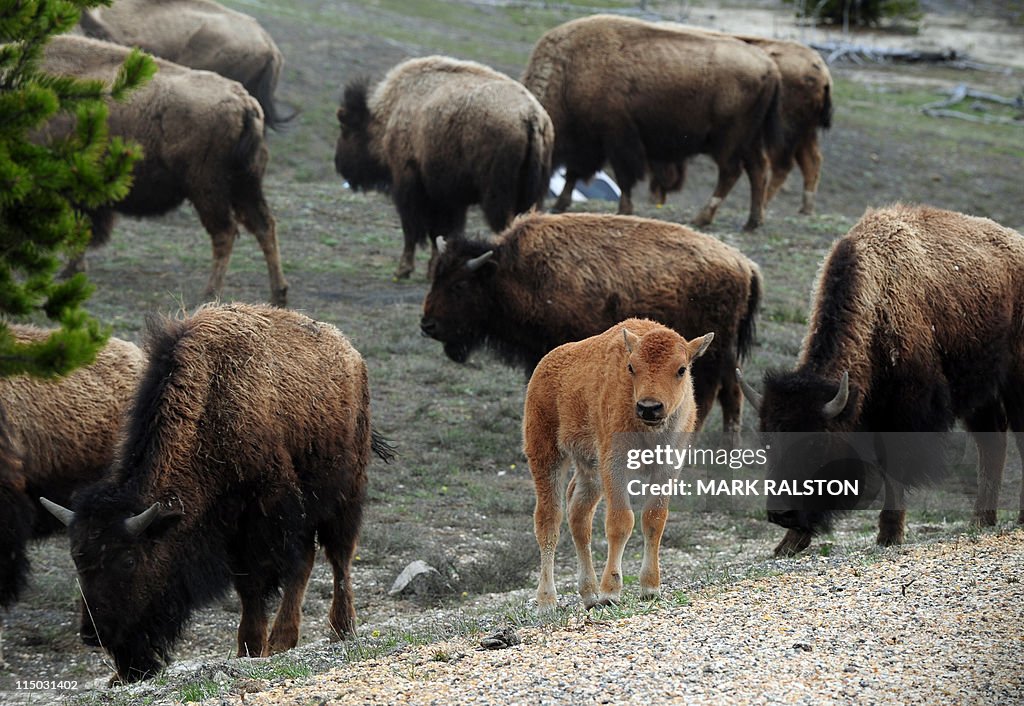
[1,0,1022,686]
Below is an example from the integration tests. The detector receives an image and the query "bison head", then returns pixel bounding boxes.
[623,325,713,427]
[420,237,500,364]
[738,369,880,538]
[334,79,390,192]
[40,490,185,682]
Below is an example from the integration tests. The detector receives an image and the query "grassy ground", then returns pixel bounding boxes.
[1,0,1022,703]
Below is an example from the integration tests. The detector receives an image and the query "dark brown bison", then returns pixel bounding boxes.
[0,327,144,660]
[419,212,762,437]
[41,303,393,682]
[650,32,833,216]
[335,55,554,279]
[522,14,782,230]
[78,0,294,129]
[739,204,1024,556]
[41,35,289,306]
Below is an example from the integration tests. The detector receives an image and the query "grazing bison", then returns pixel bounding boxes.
[525,318,713,608]
[739,204,1024,556]
[650,32,833,216]
[420,212,762,437]
[0,326,144,658]
[41,35,289,306]
[78,0,293,129]
[335,55,554,279]
[41,303,392,682]
[522,14,782,230]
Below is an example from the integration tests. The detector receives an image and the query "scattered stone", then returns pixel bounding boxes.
[388,560,442,597]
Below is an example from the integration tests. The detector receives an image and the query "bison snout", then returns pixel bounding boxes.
[636,399,665,425]
[420,318,439,339]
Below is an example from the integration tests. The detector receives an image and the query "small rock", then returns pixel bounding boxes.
[793,642,813,652]
[388,560,441,596]
[479,628,520,650]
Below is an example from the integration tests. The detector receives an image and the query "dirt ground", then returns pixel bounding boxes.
[1,0,1022,703]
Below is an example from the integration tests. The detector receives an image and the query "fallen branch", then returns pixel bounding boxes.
[811,41,961,65]
[920,84,1023,125]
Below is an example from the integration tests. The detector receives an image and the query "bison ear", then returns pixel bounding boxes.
[622,328,640,354]
[688,332,715,360]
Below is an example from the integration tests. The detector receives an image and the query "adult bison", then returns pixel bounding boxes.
[738,204,1024,556]
[41,35,289,306]
[522,14,782,230]
[41,303,392,682]
[335,56,553,279]
[0,327,144,660]
[650,33,833,215]
[78,0,293,129]
[419,212,762,437]
[525,318,713,608]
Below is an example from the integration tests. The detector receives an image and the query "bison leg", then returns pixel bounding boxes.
[234,579,270,658]
[267,542,317,654]
[794,137,823,215]
[967,403,1009,527]
[321,511,361,640]
[638,493,668,600]
[551,170,580,214]
[765,151,795,208]
[1003,391,1024,523]
[566,463,602,608]
[773,529,812,557]
[877,478,906,546]
[598,461,634,605]
[530,454,570,611]
[202,225,239,304]
[694,159,743,229]
[740,150,770,231]
[238,207,288,307]
[717,367,743,449]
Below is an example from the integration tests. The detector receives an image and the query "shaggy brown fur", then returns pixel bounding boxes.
[524,318,712,608]
[420,212,762,437]
[335,55,554,279]
[649,32,833,215]
[40,35,289,306]
[0,326,143,647]
[742,204,1024,555]
[522,15,782,230]
[78,0,293,129]
[42,303,382,682]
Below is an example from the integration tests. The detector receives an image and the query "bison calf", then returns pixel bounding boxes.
[525,318,713,609]
[42,303,389,682]
[740,204,1024,555]
[41,35,289,306]
[421,212,761,438]
[335,55,553,279]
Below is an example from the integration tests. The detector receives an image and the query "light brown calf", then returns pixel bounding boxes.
[523,318,713,609]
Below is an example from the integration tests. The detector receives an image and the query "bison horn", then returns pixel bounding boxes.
[822,371,850,420]
[124,502,162,537]
[464,250,494,272]
[436,236,447,255]
[40,497,76,527]
[736,368,762,410]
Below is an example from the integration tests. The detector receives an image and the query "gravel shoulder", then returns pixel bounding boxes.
[201,529,1024,705]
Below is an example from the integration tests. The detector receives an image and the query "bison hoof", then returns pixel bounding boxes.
[271,286,288,308]
[639,587,661,601]
[393,267,413,281]
[773,529,812,557]
[971,510,997,528]
[742,218,762,232]
[876,531,905,547]
[693,213,713,228]
[589,595,620,609]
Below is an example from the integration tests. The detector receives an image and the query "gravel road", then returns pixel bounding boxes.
[201,529,1024,705]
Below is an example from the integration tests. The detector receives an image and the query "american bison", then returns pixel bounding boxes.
[420,212,762,437]
[335,55,554,279]
[739,204,1024,555]
[522,14,782,230]
[78,0,293,130]
[525,318,713,608]
[0,326,144,658]
[41,35,289,306]
[650,33,833,216]
[41,303,392,682]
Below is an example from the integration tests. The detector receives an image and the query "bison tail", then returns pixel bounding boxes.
[516,116,550,215]
[819,82,834,130]
[248,58,297,132]
[737,265,762,362]
[371,429,397,464]
[0,489,33,609]
[761,78,785,158]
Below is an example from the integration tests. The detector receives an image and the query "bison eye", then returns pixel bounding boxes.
[677,365,687,377]
[121,556,136,572]
[627,363,634,375]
